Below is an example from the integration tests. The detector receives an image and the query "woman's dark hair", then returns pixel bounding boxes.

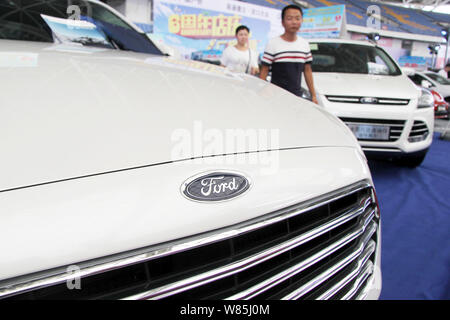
[281,4,303,20]
[235,25,250,35]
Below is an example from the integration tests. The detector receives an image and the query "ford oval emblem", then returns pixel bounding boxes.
[182,172,250,202]
[360,97,378,104]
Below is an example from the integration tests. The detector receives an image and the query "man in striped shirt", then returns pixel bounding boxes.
[259,5,318,104]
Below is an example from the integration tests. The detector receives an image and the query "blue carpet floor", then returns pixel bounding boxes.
[368,133,450,300]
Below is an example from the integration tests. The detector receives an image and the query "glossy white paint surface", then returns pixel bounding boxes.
[0,147,371,281]
[313,72,420,100]
[0,40,359,192]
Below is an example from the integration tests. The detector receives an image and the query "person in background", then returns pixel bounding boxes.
[220,25,259,75]
[259,4,318,104]
[438,63,450,78]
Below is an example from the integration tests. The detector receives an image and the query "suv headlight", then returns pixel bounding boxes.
[418,88,434,108]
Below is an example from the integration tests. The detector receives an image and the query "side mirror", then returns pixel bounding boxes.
[421,80,433,88]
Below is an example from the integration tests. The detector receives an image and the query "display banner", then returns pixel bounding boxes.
[153,0,345,61]
[153,0,281,61]
[299,5,345,39]
[41,14,111,47]
[398,56,428,69]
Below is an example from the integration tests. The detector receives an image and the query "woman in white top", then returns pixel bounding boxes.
[220,25,259,75]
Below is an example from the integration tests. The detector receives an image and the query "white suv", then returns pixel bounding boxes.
[304,39,434,167]
[0,1,381,300]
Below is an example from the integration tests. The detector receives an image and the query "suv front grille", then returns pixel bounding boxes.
[340,117,406,142]
[1,182,379,300]
[326,95,409,105]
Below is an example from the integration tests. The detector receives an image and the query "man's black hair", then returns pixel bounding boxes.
[281,4,303,20]
[235,25,250,35]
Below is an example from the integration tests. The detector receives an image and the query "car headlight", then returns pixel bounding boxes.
[418,88,434,108]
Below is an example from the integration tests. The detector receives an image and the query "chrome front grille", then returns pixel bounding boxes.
[280,220,377,300]
[340,117,406,142]
[1,181,379,300]
[326,95,409,105]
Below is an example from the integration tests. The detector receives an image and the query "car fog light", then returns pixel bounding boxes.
[408,132,429,143]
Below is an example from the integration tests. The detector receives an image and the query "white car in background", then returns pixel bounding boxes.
[405,70,450,103]
[0,0,381,300]
[402,68,450,120]
[303,39,434,167]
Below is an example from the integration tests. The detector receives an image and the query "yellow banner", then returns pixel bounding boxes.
[169,14,242,39]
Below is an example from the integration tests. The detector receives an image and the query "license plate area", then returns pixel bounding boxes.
[347,123,390,141]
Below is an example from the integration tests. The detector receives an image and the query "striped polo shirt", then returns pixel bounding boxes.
[261,36,313,96]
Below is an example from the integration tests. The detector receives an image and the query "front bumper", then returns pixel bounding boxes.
[0,147,381,300]
[319,95,434,157]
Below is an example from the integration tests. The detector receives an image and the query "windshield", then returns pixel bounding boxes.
[425,73,450,85]
[309,42,401,76]
[0,0,162,55]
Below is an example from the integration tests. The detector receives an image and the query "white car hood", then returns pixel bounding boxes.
[312,72,420,99]
[0,40,357,192]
